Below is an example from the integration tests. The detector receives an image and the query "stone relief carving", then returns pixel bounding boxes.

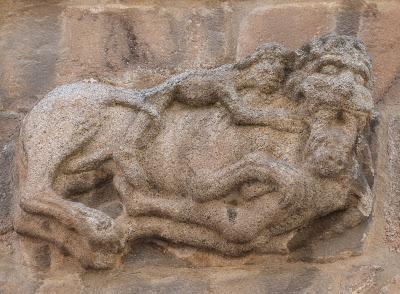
[13,34,376,269]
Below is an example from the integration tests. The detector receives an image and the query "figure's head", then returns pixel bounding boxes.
[285,34,376,178]
[234,43,293,94]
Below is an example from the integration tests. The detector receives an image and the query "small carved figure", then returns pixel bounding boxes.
[14,34,376,269]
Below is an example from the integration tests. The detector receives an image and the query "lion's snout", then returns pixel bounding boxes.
[305,120,357,178]
[306,146,348,177]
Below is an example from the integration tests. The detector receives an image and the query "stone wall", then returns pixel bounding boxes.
[1,0,400,293]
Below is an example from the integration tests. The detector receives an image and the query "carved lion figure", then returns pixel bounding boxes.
[14,34,376,269]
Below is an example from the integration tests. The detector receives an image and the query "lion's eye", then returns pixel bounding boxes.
[319,64,339,75]
[354,73,366,86]
[336,110,345,123]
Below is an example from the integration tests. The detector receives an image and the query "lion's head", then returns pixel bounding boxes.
[282,35,375,178]
[287,34,374,113]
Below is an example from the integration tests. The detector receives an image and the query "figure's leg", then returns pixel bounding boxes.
[113,151,304,211]
[187,152,304,203]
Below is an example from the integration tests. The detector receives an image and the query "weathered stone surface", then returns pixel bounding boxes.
[0,143,15,234]
[0,111,21,146]
[1,0,400,293]
[0,1,61,112]
[380,274,400,293]
[57,4,236,88]
[359,2,400,101]
[208,265,323,294]
[341,265,382,293]
[0,112,21,234]
[289,216,370,263]
[236,3,336,59]
[335,0,365,36]
[385,111,400,252]
[36,274,84,294]
[13,34,376,270]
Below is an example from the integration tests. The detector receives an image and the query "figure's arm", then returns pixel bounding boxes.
[221,85,305,133]
[171,69,223,106]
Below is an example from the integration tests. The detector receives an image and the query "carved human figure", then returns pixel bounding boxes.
[14,34,375,269]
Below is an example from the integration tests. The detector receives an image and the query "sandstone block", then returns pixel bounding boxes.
[385,111,400,252]
[359,2,400,101]
[236,3,336,60]
[0,2,61,112]
[57,4,235,88]
[0,112,21,234]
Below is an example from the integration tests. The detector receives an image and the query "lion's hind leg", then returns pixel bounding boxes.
[16,159,125,269]
[14,208,122,269]
[16,184,125,269]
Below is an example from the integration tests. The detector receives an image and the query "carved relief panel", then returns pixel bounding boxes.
[14,34,376,269]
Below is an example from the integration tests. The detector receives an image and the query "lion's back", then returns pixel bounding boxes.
[20,81,139,181]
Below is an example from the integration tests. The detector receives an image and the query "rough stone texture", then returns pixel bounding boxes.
[56,3,238,88]
[236,3,336,59]
[386,112,400,252]
[0,112,22,234]
[13,34,376,270]
[0,142,15,234]
[1,0,400,293]
[359,1,400,101]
